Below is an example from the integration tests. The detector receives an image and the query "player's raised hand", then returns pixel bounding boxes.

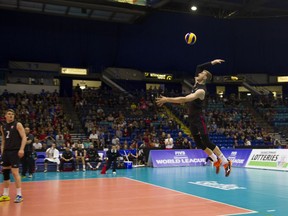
[156,95,167,107]
[211,59,225,65]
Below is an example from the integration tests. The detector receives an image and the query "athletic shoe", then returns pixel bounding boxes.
[112,171,116,175]
[213,159,222,174]
[21,175,26,178]
[83,169,86,172]
[44,169,47,173]
[224,160,232,177]
[0,195,10,202]
[14,195,23,203]
[28,174,33,178]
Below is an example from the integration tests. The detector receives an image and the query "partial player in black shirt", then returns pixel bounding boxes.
[0,109,27,203]
[21,127,35,178]
[101,145,121,174]
[156,59,232,177]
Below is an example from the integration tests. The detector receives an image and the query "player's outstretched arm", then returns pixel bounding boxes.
[156,89,205,106]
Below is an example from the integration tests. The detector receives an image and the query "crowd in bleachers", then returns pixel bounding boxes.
[252,95,288,141]
[0,89,74,152]
[1,87,287,174]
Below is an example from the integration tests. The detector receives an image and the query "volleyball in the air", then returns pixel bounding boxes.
[185,32,197,45]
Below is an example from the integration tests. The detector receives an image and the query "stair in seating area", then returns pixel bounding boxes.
[70,133,87,142]
[163,106,191,136]
[60,97,85,134]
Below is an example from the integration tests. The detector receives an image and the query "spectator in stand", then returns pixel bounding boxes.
[59,147,75,171]
[76,140,84,149]
[63,130,72,143]
[55,130,65,147]
[44,143,60,172]
[89,129,98,144]
[159,132,166,149]
[115,127,123,138]
[74,144,86,172]
[123,128,130,137]
[44,132,56,148]
[165,134,174,149]
[175,132,184,149]
[33,138,42,150]
[111,135,120,146]
[244,138,251,146]
[41,143,48,151]
[83,138,93,149]
[85,144,102,170]
[38,129,47,142]
[182,138,192,149]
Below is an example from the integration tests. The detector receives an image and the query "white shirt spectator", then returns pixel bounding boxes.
[165,134,174,149]
[89,132,98,141]
[33,139,43,150]
[112,137,120,145]
[45,146,60,164]
[244,139,251,146]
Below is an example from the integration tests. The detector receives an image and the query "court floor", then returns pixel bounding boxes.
[1,166,288,216]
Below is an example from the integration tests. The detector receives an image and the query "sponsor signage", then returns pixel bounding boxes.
[222,149,252,167]
[148,150,208,167]
[246,149,288,171]
[145,72,173,80]
[61,67,88,75]
[277,76,288,83]
[188,181,246,191]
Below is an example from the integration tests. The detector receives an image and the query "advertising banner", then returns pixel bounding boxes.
[149,150,208,168]
[246,149,288,171]
[222,149,252,167]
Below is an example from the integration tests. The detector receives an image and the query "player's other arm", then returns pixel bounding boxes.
[156,89,205,106]
[0,126,5,154]
[195,59,225,76]
[17,122,27,158]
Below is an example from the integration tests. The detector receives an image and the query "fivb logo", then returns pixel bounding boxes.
[230,151,237,157]
[175,151,186,156]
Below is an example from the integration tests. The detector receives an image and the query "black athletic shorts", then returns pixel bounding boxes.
[2,150,20,168]
[189,114,208,136]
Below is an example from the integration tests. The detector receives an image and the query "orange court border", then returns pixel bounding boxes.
[0,177,257,216]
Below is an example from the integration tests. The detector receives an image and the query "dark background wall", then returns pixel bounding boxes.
[0,10,287,77]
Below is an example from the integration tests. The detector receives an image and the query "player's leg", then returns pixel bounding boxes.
[81,157,86,171]
[0,151,12,202]
[190,120,218,164]
[211,144,232,177]
[0,167,11,202]
[44,159,48,172]
[59,159,64,171]
[21,156,28,177]
[191,115,224,174]
[197,115,232,177]
[10,151,23,203]
[11,168,23,203]
[96,161,101,169]
[101,159,110,174]
[28,157,34,177]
